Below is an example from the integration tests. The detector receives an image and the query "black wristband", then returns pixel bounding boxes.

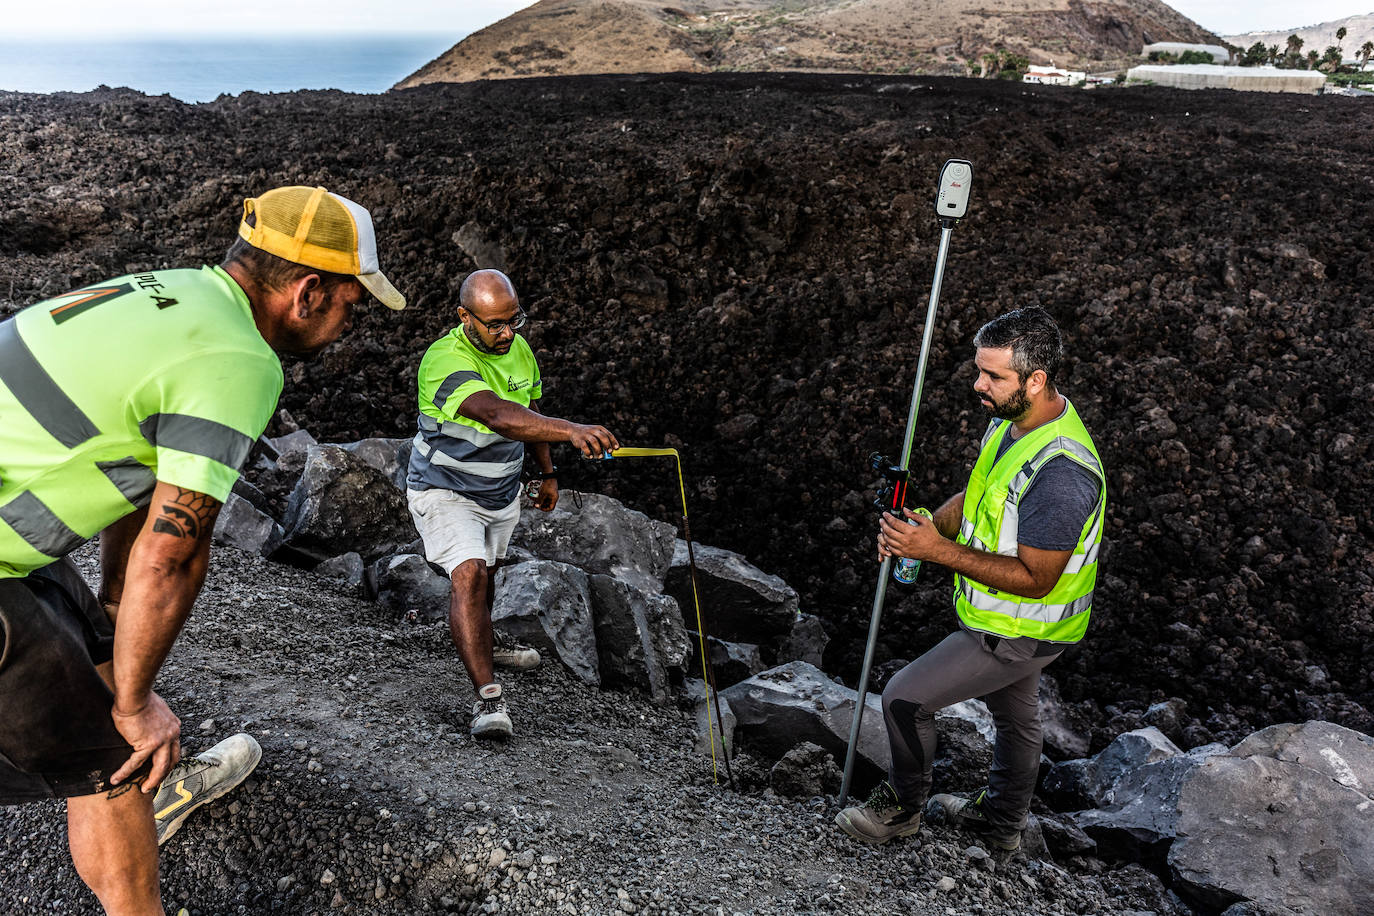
[532,467,559,480]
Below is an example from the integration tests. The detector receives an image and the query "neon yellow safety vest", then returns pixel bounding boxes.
[0,266,282,579]
[954,398,1106,643]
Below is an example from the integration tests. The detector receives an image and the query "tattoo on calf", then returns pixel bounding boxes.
[151,488,220,539]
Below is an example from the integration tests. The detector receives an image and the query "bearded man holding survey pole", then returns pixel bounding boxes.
[837,306,1106,851]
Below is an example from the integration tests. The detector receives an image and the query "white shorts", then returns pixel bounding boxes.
[406,488,521,575]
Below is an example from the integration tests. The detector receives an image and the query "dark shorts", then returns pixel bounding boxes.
[0,558,146,803]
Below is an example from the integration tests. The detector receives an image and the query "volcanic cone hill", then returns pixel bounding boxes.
[395,0,1221,87]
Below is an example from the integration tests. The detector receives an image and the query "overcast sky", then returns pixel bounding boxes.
[6,1,1370,40]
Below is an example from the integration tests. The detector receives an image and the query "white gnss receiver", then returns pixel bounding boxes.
[936,159,973,219]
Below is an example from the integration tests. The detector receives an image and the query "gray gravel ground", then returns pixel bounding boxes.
[1,544,1188,915]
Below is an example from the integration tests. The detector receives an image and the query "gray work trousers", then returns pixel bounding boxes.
[881,627,1062,828]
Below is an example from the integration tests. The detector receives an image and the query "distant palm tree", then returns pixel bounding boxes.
[1362,40,1374,70]
[1268,44,1280,65]
[1283,34,1305,69]
[1336,26,1347,45]
[1306,49,1320,70]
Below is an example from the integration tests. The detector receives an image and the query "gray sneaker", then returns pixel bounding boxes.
[492,629,540,669]
[834,780,922,844]
[154,733,262,845]
[929,787,1022,851]
[471,683,513,739]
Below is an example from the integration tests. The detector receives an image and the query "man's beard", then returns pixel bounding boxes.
[464,323,509,355]
[983,383,1031,421]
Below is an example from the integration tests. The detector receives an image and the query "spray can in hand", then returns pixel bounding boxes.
[891,507,934,585]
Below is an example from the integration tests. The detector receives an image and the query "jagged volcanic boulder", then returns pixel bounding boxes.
[279,446,418,563]
[705,637,766,688]
[493,559,598,685]
[212,492,283,557]
[588,573,691,702]
[770,741,842,800]
[1068,743,1226,865]
[338,436,412,492]
[665,540,800,649]
[776,613,829,668]
[313,551,366,589]
[512,493,676,594]
[721,661,889,783]
[1168,722,1374,915]
[372,553,450,621]
[1044,726,1184,810]
[684,678,737,757]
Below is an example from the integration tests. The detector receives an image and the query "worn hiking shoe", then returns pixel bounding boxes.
[154,733,262,846]
[491,629,540,670]
[834,780,922,844]
[471,683,513,739]
[929,788,1022,851]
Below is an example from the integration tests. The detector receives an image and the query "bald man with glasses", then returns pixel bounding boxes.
[406,269,618,739]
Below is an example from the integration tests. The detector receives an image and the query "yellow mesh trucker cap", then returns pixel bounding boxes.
[238,186,406,310]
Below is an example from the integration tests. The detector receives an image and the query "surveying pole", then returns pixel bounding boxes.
[837,159,973,806]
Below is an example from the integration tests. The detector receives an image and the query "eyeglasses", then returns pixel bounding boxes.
[463,308,528,335]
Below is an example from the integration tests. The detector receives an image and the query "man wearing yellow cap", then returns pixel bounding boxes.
[0,186,404,915]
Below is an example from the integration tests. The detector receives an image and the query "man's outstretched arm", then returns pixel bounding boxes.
[457,389,619,457]
[105,481,221,790]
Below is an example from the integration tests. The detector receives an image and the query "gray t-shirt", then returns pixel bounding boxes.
[993,425,1101,551]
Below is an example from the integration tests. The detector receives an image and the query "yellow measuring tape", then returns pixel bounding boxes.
[597,447,735,789]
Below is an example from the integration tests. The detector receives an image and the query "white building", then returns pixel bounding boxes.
[1142,42,1233,63]
[1023,65,1087,86]
[1126,64,1327,94]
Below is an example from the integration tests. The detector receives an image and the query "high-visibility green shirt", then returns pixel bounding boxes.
[0,265,283,578]
[407,326,541,510]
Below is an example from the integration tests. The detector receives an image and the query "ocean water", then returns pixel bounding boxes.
[0,34,461,103]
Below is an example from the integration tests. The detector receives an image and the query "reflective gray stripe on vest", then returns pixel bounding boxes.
[964,533,995,554]
[958,576,1093,624]
[411,434,523,479]
[139,414,254,470]
[0,491,86,558]
[1061,505,1105,575]
[979,420,1004,451]
[97,457,157,508]
[421,428,522,464]
[416,414,510,447]
[433,371,482,412]
[0,318,101,448]
[995,438,1104,555]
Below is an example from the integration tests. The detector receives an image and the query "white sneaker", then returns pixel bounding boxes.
[470,683,513,739]
[154,733,262,845]
[492,629,541,669]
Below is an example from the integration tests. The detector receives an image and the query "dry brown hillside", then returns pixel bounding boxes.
[395,0,1220,86]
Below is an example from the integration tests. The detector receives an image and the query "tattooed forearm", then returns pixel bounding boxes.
[150,488,220,539]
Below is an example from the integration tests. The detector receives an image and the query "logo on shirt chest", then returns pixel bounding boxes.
[507,376,531,392]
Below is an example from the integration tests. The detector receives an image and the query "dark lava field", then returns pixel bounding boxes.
[1,73,1370,750]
